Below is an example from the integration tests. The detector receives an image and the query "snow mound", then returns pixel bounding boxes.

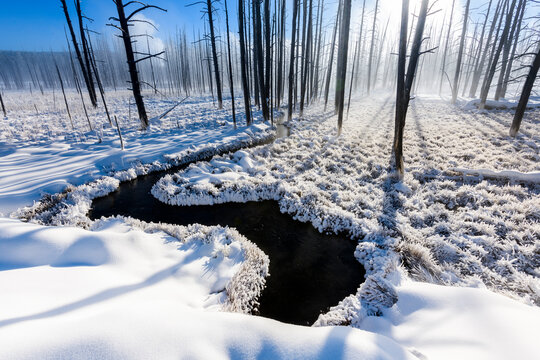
[360,280,540,360]
[0,217,417,360]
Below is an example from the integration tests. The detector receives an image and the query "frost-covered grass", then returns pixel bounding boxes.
[152,95,540,315]
[0,90,273,215]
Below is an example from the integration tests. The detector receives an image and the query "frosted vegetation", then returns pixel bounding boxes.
[153,95,540,321]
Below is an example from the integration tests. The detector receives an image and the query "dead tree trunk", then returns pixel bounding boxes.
[336,0,352,134]
[254,0,269,121]
[501,0,526,98]
[61,0,96,107]
[346,24,361,116]
[224,0,236,126]
[277,0,286,107]
[479,0,517,108]
[87,31,112,125]
[287,0,299,121]
[394,0,429,178]
[467,0,493,97]
[0,91,6,118]
[394,0,409,178]
[238,0,252,125]
[495,0,524,100]
[206,0,223,109]
[366,0,379,95]
[312,0,325,101]
[300,0,313,116]
[264,0,271,115]
[470,0,501,98]
[509,44,540,137]
[110,0,166,129]
[439,0,456,94]
[54,61,73,130]
[323,0,342,111]
[75,0,98,107]
[452,0,471,104]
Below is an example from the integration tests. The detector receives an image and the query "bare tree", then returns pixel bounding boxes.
[287,0,299,121]
[336,0,352,134]
[75,0,98,107]
[394,0,429,178]
[0,91,6,118]
[510,43,540,137]
[54,60,73,130]
[500,0,526,98]
[495,0,525,100]
[224,0,236,126]
[238,0,252,125]
[452,0,471,103]
[469,0,500,98]
[479,0,517,109]
[60,0,97,107]
[323,0,341,111]
[439,0,456,94]
[300,0,313,116]
[366,0,379,95]
[109,0,166,129]
[276,0,286,107]
[253,0,269,121]
[206,0,223,109]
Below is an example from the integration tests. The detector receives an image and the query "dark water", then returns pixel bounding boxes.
[89,125,364,326]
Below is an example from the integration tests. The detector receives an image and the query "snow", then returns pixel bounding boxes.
[0,217,415,360]
[1,92,539,359]
[360,280,540,360]
[450,167,540,183]
[462,96,540,111]
[0,91,273,216]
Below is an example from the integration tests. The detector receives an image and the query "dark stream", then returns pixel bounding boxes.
[89,120,364,326]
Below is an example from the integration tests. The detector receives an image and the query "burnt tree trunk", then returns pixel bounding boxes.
[336,0,352,134]
[55,60,73,129]
[495,0,524,100]
[323,0,341,111]
[366,0,379,95]
[287,0,299,121]
[394,0,409,178]
[479,0,517,108]
[277,0,286,107]
[510,44,540,137]
[501,0,526,98]
[207,0,223,109]
[75,0,98,107]
[225,0,236,126]
[452,0,471,103]
[300,0,313,116]
[254,0,269,121]
[470,0,501,98]
[61,0,96,107]
[238,0,252,125]
[439,0,456,94]
[115,0,148,129]
[0,91,6,118]
[394,0,429,178]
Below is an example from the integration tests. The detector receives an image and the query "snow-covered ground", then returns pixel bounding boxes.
[0,91,272,216]
[1,91,539,359]
[0,217,410,360]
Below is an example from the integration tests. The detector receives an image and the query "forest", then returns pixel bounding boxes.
[0,0,539,359]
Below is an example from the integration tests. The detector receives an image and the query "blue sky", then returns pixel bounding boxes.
[0,0,211,51]
[0,0,521,52]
